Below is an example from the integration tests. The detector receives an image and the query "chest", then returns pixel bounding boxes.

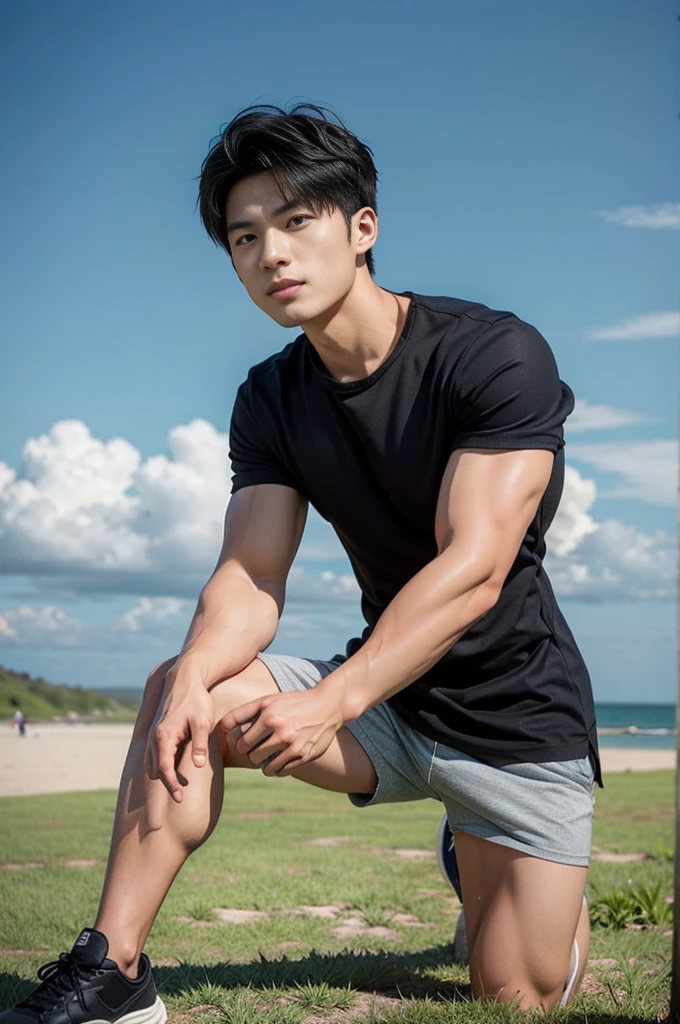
[278,376,456,530]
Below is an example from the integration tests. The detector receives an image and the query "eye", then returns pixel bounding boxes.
[288,215,310,227]
[235,233,255,246]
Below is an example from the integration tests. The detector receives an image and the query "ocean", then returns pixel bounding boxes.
[595,703,675,749]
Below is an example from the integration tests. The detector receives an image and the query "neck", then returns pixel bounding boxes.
[300,273,411,383]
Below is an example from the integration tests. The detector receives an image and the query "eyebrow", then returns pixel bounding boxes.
[226,199,306,236]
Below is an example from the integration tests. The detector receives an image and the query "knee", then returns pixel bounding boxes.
[213,659,280,770]
[470,955,570,1011]
[133,657,179,738]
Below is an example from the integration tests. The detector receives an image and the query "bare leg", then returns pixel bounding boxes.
[93,658,377,976]
[454,830,589,1010]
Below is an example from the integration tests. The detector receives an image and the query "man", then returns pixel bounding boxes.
[1,103,600,1023]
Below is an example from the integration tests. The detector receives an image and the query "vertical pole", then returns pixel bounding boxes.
[670,296,680,1022]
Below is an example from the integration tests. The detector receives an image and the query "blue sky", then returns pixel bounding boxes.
[0,0,677,702]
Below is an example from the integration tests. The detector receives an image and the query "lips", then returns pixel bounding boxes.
[267,280,304,300]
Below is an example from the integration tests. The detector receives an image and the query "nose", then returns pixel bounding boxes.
[259,229,291,272]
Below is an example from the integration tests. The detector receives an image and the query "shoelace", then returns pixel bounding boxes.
[22,952,94,1013]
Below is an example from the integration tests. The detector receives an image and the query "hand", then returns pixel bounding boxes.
[219,686,346,777]
[145,668,216,802]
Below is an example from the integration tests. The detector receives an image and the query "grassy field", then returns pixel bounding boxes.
[0,770,673,1022]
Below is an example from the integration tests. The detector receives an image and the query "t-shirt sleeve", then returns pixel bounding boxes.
[229,380,300,494]
[449,316,575,452]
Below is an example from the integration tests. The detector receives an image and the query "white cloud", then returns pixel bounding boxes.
[0,419,675,619]
[0,598,190,650]
[117,597,188,633]
[566,440,676,506]
[0,572,362,652]
[597,203,680,229]
[0,605,87,648]
[545,519,675,602]
[566,398,646,433]
[544,464,675,601]
[545,465,599,556]
[0,615,17,639]
[584,311,680,342]
[287,567,360,604]
[0,419,230,593]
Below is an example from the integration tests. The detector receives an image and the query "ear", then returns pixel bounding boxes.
[353,207,378,256]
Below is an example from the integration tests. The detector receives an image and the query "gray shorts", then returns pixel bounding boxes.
[257,652,596,868]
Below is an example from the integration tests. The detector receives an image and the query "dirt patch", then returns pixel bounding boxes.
[591,846,651,863]
[581,972,605,996]
[273,940,305,952]
[390,913,427,927]
[286,903,350,919]
[233,812,272,820]
[593,852,651,863]
[330,915,400,941]
[304,991,402,1024]
[393,849,436,861]
[2,862,43,870]
[65,859,99,868]
[307,836,354,847]
[0,948,49,956]
[212,908,270,924]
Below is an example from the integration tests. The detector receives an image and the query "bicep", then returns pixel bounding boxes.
[434,447,554,593]
[218,484,308,587]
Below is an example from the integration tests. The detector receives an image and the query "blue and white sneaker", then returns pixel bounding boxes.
[436,814,468,965]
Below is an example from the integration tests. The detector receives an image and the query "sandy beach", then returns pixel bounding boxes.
[0,722,675,798]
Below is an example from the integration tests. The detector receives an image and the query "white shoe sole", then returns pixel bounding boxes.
[82,996,167,1024]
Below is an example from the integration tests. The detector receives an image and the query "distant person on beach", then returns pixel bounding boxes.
[13,709,26,736]
[2,103,600,1024]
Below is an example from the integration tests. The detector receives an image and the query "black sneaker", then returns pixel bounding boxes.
[0,929,166,1024]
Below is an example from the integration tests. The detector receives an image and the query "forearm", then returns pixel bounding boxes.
[318,546,495,720]
[172,564,281,688]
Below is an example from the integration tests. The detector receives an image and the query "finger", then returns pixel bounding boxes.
[157,735,184,802]
[262,745,307,777]
[274,739,323,777]
[245,735,287,767]
[191,717,212,768]
[235,719,275,756]
[220,698,266,734]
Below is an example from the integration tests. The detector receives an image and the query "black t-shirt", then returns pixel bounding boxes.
[229,292,601,785]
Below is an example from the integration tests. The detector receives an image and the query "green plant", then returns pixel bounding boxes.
[629,881,672,926]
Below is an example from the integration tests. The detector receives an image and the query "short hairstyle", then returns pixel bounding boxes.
[198,102,379,275]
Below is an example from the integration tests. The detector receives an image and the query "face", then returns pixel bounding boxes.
[225,171,375,326]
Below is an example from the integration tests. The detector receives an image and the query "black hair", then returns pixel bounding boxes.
[198,102,378,275]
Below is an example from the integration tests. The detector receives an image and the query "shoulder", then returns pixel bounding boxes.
[411,292,548,356]
[236,335,305,404]
[409,292,516,329]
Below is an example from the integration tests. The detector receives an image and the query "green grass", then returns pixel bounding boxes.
[0,770,673,1022]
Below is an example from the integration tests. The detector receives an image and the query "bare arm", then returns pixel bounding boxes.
[149,483,308,799]
[174,483,308,686]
